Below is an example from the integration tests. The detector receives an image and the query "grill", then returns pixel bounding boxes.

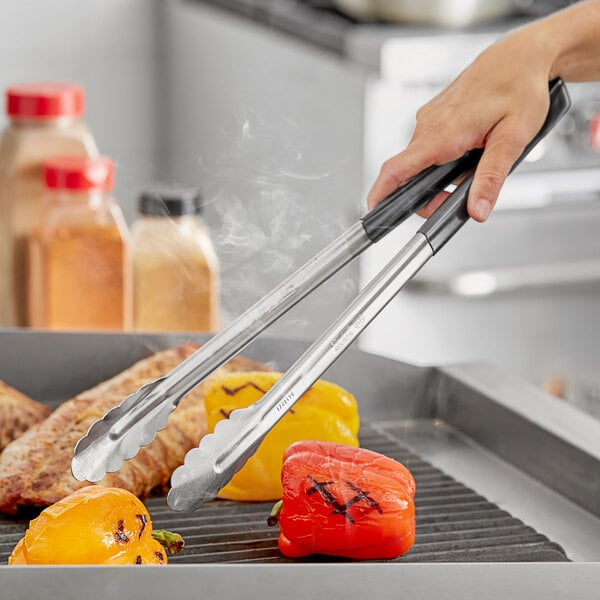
[0,424,567,565]
[141,424,568,565]
[0,330,598,600]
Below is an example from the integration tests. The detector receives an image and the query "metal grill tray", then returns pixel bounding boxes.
[1,330,599,599]
[0,424,567,565]
[151,423,567,565]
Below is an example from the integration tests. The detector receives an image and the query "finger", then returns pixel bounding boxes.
[467,122,533,222]
[367,113,478,211]
[366,146,433,210]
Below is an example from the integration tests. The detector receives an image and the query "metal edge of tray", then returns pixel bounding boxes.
[3,563,600,600]
[0,328,435,420]
[432,362,600,520]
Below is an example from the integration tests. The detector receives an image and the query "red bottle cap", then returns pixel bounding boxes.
[44,156,115,191]
[6,82,84,119]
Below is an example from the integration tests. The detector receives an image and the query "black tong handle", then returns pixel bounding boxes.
[361,148,482,243]
[420,77,572,253]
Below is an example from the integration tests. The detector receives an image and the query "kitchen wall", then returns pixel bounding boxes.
[160,1,367,339]
[0,0,162,223]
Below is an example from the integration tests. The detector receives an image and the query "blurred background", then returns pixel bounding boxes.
[2,0,600,415]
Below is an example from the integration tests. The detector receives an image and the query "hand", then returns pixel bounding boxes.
[367,29,553,222]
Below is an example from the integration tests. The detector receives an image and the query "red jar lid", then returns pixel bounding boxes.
[44,156,114,191]
[6,82,84,119]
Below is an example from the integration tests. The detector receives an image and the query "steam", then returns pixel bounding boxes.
[199,104,344,321]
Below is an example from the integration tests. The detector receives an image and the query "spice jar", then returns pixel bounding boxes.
[132,185,220,332]
[28,156,132,331]
[0,82,98,326]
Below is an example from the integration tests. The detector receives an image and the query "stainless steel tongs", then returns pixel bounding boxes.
[71,79,571,512]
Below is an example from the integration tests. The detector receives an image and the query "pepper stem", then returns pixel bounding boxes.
[152,529,185,554]
[267,499,283,527]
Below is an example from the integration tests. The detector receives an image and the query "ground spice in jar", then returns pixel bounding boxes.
[28,156,132,331]
[132,186,219,332]
[0,82,98,326]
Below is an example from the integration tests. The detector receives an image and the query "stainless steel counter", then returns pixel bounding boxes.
[4,563,600,600]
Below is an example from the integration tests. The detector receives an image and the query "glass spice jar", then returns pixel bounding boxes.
[0,82,98,327]
[132,185,220,332]
[28,155,132,331]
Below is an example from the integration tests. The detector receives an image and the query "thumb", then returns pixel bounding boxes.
[467,123,532,222]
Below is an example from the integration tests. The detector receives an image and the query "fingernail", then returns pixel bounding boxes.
[473,198,492,221]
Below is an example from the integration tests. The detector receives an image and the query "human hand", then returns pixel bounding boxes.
[367,29,553,222]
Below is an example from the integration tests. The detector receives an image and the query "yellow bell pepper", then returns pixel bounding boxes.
[9,486,183,565]
[204,371,360,501]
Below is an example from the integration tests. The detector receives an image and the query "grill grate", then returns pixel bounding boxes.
[0,423,568,564]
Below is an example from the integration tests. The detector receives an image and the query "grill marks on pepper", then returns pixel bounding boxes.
[115,520,129,543]
[222,382,267,396]
[344,481,383,513]
[306,477,382,523]
[117,515,152,560]
[136,513,148,540]
[219,382,295,418]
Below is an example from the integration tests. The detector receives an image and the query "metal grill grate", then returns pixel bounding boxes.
[0,423,569,564]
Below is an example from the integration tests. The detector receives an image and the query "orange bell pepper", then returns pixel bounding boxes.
[269,440,416,560]
[9,486,183,565]
[204,371,359,501]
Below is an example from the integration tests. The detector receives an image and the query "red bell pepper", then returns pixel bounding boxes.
[268,440,416,560]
